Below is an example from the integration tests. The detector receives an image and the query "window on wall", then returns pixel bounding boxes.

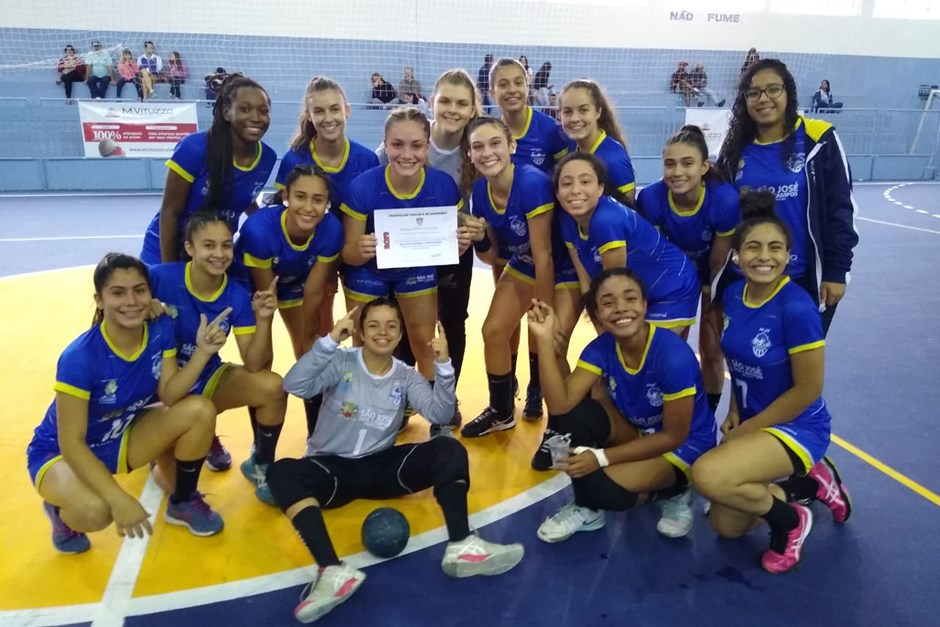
[873,0,940,19]
[769,0,861,16]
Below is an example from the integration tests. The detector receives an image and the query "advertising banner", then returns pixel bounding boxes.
[78,101,198,158]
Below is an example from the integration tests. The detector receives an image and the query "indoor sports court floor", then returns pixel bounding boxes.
[1,182,938,627]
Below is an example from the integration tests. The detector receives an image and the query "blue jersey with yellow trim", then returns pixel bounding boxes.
[149,262,256,374]
[274,138,379,217]
[510,107,572,175]
[142,132,276,261]
[587,132,635,196]
[233,205,343,305]
[734,122,810,277]
[577,327,717,446]
[721,277,829,427]
[31,317,177,454]
[341,165,463,274]
[469,164,555,258]
[560,196,696,301]
[637,179,739,262]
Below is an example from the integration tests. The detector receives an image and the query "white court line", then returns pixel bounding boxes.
[0,235,142,243]
[858,216,940,235]
[0,192,162,198]
[0,474,569,625]
[0,264,93,283]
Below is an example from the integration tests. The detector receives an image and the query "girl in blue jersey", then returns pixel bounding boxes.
[266,299,524,623]
[340,107,475,382]
[141,75,276,264]
[150,212,287,504]
[554,152,701,332]
[637,125,740,413]
[459,116,580,442]
[27,253,227,554]
[691,192,851,575]
[717,59,859,336]
[558,79,636,207]
[237,165,343,439]
[527,268,718,543]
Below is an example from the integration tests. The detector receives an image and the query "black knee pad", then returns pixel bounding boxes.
[428,437,470,487]
[573,470,638,512]
[551,398,611,447]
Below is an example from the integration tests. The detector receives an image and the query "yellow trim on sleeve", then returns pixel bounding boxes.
[340,202,366,221]
[162,347,178,359]
[244,252,273,269]
[233,325,256,336]
[553,147,570,160]
[716,227,736,237]
[54,382,91,400]
[526,202,554,220]
[663,386,696,401]
[789,340,825,355]
[273,182,286,190]
[598,241,626,254]
[576,360,603,376]
[564,241,575,249]
[456,198,465,212]
[618,182,636,193]
[166,159,195,183]
[317,253,340,263]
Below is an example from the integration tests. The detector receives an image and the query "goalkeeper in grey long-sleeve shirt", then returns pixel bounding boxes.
[266,297,525,624]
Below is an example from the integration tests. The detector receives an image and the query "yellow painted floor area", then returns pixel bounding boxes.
[0,266,601,611]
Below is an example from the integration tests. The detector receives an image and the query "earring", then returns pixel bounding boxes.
[282,200,289,207]
[731,253,739,264]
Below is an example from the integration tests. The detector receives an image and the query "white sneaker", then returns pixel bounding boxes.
[656,488,694,538]
[294,563,365,623]
[536,502,605,543]
[441,534,524,578]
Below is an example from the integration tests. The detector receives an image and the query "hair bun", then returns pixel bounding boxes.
[679,124,705,138]
[739,189,777,220]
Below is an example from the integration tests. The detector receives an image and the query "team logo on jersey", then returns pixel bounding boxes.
[530,148,547,166]
[100,379,118,404]
[646,383,664,408]
[701,228,714,242]
[751,327,772,358]
[593,248,602,265]
[389,384,403,405]
[340,401,359,419]
[735,159,745,182]
[787,152,806,173]
[165,304,179,319]
[722,314,730,339]
[151,353,163,379]
[251,181,266,198]
[509,215,527,238]
[608,377,617,398]
[272,256,280,267]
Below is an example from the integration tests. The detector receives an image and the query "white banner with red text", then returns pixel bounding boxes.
[78,101,198,158]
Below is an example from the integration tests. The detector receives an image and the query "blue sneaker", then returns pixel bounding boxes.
[240,457,274,505]
[165,492,224,536]
[43,502,90,554]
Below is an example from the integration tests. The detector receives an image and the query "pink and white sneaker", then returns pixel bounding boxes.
[808,456,852,523]
[294,563,365,623]
[761,503,813,574]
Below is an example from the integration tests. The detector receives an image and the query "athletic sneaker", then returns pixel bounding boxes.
[205,435,232,471]
[430,401,462,438]
[294,563,366,624]
[523,384,544,420]
[536,502,605,543]
[530,430,557,471]
[441,534,524,578]
[460,406,515,438]
[808,456,852,523]
[165,492,224,536]
[240,457,274,505]
[656,489,694,538]
[43,502,90,554]
[761,503,813,574]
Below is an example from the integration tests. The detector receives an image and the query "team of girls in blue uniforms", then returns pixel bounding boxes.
[29,59,857,621]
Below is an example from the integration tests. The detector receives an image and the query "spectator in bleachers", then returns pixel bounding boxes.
[115,49,139,100]
[519,55,534,102]
[532,61,552,107]
[811,80,843,113]
[204,67,230,102]
[166,51,187,100]
[478,53,494,111]
[55,45,85,102]
[670,61,696,107]
[690,62,726,108]
[370,72,397,105]
[394,66,424,103]
[740,47,760,76]
[137,40,163,101]
[83,41,113,100]
[546,91,558,120]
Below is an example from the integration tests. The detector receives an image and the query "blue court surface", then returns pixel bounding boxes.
[0,182,938,627]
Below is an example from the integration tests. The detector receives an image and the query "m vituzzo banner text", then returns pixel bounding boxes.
[78,102,198,158]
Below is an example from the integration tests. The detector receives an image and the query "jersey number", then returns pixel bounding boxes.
[734,380,749,410]
[101,414,136,443]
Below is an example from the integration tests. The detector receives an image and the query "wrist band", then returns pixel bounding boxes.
[473,233,491,253]
[573,446,610,468]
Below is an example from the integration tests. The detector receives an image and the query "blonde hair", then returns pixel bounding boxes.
[384,106,430,139]
[289,76,348,151]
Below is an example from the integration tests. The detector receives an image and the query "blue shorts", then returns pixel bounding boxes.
[645,274,701,329]
[140,228,161,266]
[191,361,231,398]
[27,429,132,489]
[342,265,437,301]
[663,436,717,482]
[763,417,831,476]
[503,252,580,290]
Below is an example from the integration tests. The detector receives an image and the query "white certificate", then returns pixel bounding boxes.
[373,206,459,269]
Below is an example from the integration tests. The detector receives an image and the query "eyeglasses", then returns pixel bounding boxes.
[744,84,785,102]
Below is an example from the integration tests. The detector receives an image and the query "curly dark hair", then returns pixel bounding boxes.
[717,59,800,183]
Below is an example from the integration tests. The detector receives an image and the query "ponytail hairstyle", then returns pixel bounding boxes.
[204,74,268,214]
[731,189,792,251]
[91,253,151,327]
[384,106,431,140]
[489,57,529,89]
[718,58,799,183]
[665,124,725,184]
[184,210,233,245]
[560,79,630,150]
[289,76,348,151]
[460,116,512,196]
